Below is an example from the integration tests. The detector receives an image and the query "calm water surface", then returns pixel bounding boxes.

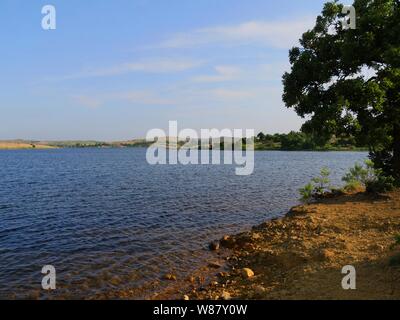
[0,149,366,298]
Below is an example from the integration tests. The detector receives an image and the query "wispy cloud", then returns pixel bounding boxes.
[191,66,241,83]
[73,95,103,109]
[72,62,289,109]
[60,58,204,80]
[157,17,315,49]
[73,90,175,108]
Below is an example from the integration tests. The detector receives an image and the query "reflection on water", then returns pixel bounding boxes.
[0,149,366,299]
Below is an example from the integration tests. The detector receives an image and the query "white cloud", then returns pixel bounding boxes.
[73,90,175,108]
[73,95,103,108]
[212,88,254,100]
[113,91,175,105]
[158,17,315,49]
[61,58,204,80]
[192,65,241,83]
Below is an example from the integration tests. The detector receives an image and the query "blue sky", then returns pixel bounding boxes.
[0,0,329,140]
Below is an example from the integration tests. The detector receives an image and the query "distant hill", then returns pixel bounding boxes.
[0,139,152,149]
[0,141,57,150]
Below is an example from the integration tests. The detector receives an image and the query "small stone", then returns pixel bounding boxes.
[220,235,236,249]
[183,295,190,301]
[209,241,220,251]
[163,274,177,281]
[208,261,223,269]
[241,268,255,278]
[221,291,231,300]
[251,233,262,240]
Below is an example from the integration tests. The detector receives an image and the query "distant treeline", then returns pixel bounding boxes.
[255,131,368,151]
[5,133,367,151]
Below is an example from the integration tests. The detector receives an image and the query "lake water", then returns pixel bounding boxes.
[0,148,367,299]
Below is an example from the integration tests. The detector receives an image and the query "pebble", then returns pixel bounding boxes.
[221,291,231,300]
[209,241,220,251]
[241,268,255,278]
[163,274,177,281]
[208,261,223,269]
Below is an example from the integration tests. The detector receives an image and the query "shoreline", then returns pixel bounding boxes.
[168,190,400,300]
[0,145,368,152]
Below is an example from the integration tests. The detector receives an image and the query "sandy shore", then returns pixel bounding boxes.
[179,190,400,300]
[0,142,56,150]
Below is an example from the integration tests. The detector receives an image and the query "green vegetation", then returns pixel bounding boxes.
[255,131,366,151]
[283,0,400,184]
[299,167,333,203]
[342,160,395,193]
[0,139,155,149]
[299,160,395,203]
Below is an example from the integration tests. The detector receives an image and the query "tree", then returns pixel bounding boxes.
[282,0,400,183]
[256,132,266,141]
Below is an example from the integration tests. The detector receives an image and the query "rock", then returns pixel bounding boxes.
[251,233,262,240]
[221,291,231,300]
[220,235,236,249]
[209,241,220,251]
[287,206,307,217]
[183,295,190,301]
[163,274,177,281]
[241,268,255,278]
[208,261,223,269]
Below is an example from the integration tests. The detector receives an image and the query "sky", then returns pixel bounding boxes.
[0,0,329,141]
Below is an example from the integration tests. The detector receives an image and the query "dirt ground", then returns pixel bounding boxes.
[0,142,55,149]
[187,190,400,300]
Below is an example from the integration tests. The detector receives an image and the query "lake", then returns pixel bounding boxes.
[0,148,367,299]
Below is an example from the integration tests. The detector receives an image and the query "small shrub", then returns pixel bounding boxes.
[299,167,332,203]
[342,160,395,194]
[311,167,331,197]
[299,183,314,203]
[343,179,362,192]
[365,171,395,194]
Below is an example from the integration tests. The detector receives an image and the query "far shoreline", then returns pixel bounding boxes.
[0,141,369,152]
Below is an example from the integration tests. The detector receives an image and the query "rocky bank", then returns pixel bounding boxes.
[187,190,400,300]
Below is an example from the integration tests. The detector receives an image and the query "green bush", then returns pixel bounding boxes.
[311,167,331,197]
[366,173,395,194]
[299,183,314,203]
[343,180,362,192]
[342,160,395,194]
[299,167,331,203]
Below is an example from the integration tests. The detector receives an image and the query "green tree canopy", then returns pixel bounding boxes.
[283,0,400,182]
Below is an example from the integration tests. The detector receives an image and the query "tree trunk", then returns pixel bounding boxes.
[393,124,400,183]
